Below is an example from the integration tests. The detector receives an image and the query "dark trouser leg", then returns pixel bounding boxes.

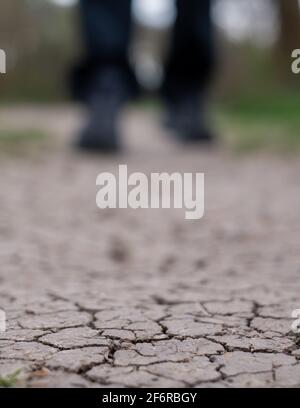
[72,0,136,102]
[80,0,131,66]
[73,0,135,151]
[162,0,215,143]
[162,0,215,101]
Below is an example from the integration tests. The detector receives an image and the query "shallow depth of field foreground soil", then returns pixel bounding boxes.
[0,106,300,388]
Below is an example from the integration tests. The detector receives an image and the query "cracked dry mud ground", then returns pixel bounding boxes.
[0,106,300,388]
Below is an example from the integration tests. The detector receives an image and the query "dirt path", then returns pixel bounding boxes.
[0,106,300,388]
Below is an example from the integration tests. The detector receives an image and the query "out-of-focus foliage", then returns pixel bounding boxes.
[0,0,299,103]
[0,0,78,102]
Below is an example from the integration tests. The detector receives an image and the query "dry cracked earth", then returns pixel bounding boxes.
[0,106,300,388]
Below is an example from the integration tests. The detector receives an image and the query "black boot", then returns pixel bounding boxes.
[165,92,215,144]
[77,67,128,152]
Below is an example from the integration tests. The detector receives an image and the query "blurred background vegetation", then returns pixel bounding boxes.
[0,0,300,150]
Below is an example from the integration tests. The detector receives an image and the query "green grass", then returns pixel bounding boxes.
[0,129,47,155]
[0,369,22,388]
[224,92,300,122]
[217,92,300,152]
[0,129,46,143]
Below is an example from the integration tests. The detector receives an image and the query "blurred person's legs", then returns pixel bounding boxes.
[73,0,137,151]
[73,0,215,151]
[163,0,215,143]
